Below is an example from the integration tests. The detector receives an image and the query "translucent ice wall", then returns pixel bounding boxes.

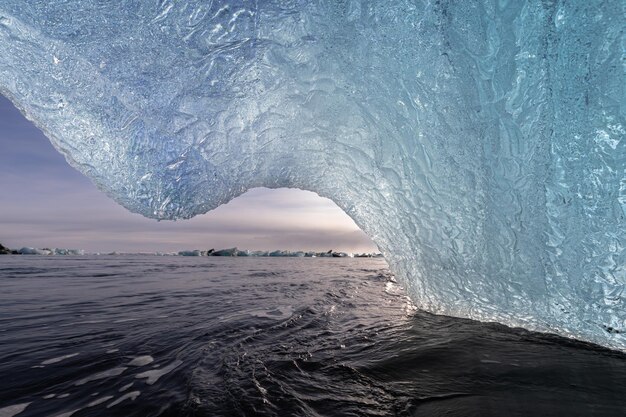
[0,1,623,349]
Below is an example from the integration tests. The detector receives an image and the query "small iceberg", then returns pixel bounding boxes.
[210,247,238,256]
[16,247,84,256]
[18,247,50,255]
[53,248,85,256]
[177,250,202,257]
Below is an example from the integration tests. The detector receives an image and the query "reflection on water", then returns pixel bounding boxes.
[1,256,625,416]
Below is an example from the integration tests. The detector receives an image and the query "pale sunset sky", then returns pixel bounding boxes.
[0,95,377,254]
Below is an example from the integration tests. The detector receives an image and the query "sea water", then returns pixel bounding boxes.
[1,256,625,417]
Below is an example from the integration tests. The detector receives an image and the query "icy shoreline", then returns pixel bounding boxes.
[0,243,381,258]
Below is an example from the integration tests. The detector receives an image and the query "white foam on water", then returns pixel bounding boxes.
[119,382,134,392]
[43,394,56,399]
[384,282,405,296]
[60,320,105,327]
[402,296,418,314]
[107,391,141,408]
[87,395,114,407]
[113,318,138,323]
[41,353,79,365]
[128,355,154,367]
[106,349,119,354]
[57,394,70,399]
[135,360,182,385]
[0,403,30,417]
[75,367,127,386]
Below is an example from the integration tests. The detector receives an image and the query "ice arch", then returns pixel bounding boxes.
[0,1,623,349]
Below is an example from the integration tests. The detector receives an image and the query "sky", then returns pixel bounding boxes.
[0,95,377,254]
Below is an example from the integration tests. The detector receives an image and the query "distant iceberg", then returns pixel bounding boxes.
[18,247,50,256]
[16,247,84,256]
[53,248,85,256]
[173,248,379,258]
[178,250,202,257]
[210,248,239,257]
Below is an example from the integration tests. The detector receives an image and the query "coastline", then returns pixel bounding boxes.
[0,243,382,258]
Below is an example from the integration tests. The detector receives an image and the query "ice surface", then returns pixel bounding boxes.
[18,247,49,255]
[0,1,623,349]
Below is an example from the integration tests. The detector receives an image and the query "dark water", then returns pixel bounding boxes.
[1,256,625,417]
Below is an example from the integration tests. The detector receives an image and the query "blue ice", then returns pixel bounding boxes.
[0,1,623,349]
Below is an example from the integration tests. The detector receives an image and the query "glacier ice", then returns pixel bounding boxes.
[0,1,623,349]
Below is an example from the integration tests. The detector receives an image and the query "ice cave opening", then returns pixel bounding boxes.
[0,1,623,350]
[186,186,381,256]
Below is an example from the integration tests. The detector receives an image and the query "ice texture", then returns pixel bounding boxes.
[0,1,623,349]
